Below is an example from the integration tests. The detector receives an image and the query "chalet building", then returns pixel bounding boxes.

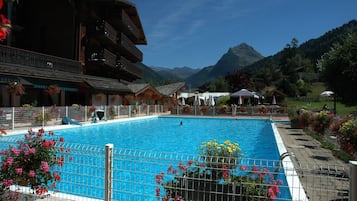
[0,0,146,107]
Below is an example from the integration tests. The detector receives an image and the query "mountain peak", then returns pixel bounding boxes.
[229,43,263,58]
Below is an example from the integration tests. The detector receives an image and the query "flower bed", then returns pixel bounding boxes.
[155,139,282,200]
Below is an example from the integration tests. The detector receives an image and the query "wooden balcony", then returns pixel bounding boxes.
[117,33,143,62]
[109,9,141,43]
[0,44,81,73]
[88,48,117,68]
[116,56,142,79]
[89,20,118,46]
[93,0,146,44]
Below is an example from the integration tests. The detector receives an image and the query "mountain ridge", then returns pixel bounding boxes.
[136,19,357,88]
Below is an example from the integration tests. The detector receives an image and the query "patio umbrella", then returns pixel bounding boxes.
[272,95,276,105]
[208,96,215,106]
[238,96,243,105]
[320,90,336,114]
[194,95,201,106]
[320,91,334,97]
[181,97,185,105]
[231,89,254,97]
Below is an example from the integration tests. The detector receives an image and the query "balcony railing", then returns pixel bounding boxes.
[89,48,117,68]
[117,33,143,62]
[95,20,118,45]
[116,56,142,78]
[119,9,141,41]
[0,45,81,73]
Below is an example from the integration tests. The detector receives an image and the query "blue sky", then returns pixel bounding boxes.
[132,0,357,69]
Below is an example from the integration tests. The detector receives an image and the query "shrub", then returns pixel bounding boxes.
[0,129,72,200]
[331,115,357,158]
[310,111,334,135]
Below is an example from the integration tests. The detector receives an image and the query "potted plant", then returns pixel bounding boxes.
[200,105,209,115]
[33,112,50,126]
[0,128,72,199]
[46,85,61,96]
[219,105,228,114]
[7,82,24,95]
[182,105,191,114]
[95,93,106,102]
[288,108,302,129]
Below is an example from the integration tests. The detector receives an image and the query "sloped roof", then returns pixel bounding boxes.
[0,65,131,93]
[127,83,150,94]
[156,82,185,96]
[84,76,130,92]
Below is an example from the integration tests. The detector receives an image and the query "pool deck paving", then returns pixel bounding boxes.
[3,115,351,201]
[275,123,350,201]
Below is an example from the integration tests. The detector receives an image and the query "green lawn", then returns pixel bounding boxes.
[285,82,357,116]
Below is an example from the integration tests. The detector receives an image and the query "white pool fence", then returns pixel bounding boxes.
[0,105,167,131]
[0,141,355,201]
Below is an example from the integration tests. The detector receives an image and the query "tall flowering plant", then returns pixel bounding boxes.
[0,128,71,199]
[330,115,357,158]
[310,111,334,135]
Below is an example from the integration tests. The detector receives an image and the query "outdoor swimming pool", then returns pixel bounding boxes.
[1,117,292,200]
[55,117,280,159]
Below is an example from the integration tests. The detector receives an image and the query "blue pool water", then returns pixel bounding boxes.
[2,117,291,200]
[55,117,280,159]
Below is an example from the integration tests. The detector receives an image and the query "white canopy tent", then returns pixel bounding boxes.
[231,89,254,97]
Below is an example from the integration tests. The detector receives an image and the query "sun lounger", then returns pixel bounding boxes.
[61,116,81,125]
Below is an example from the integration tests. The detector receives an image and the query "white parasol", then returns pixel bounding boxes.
[238,96,243,105]
[272,95,276,105]
[320,91,334,97]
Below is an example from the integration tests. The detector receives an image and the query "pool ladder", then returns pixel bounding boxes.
[274,152,301,179]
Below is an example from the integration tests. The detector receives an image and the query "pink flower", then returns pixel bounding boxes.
[178,163,187,170]
[2,179,14,187]
[155,187,160,198]
[15,168,23,175]
[6,157,13,165]
[187,160,193,166]
[268,187,277,200]
[240,165,248,171]
[29,170,36,177]
[155,172,164,184]
[29,148,36,154]
[167,165,173,174]
[41,161,50,172]
[222,170,230,179]
[53,173,60,181]
[11,147,21,156]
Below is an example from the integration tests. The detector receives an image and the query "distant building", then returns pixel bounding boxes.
[0,0,146,107]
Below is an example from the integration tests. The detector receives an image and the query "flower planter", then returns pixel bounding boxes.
[290,119,302,129]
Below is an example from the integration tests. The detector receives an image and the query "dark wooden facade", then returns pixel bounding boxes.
[0,0,146,106]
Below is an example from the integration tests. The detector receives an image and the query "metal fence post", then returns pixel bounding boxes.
[12,107,15,130]
[84,105,87,122]
[129,105,131,118]
[105,144,114,201]
[350,161,357,201]
[42,106,45,128]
